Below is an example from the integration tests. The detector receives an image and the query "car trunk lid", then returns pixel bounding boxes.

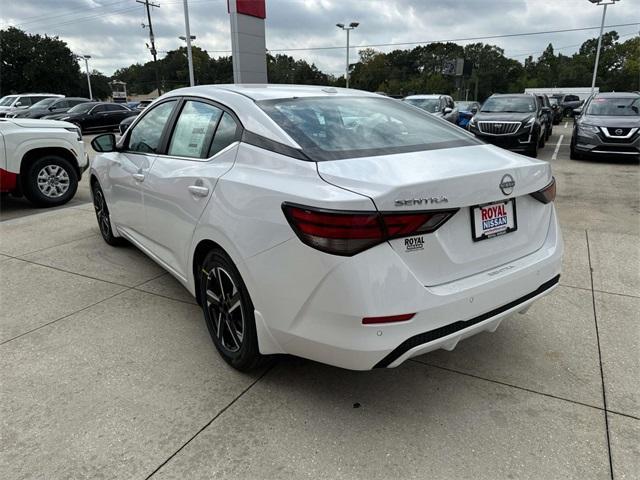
[317,144,553,285]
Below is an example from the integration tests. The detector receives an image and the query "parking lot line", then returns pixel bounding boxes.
[552,134,564,161]
[564,121,569,128]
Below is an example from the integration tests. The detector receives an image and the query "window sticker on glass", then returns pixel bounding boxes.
[169,101,222,158]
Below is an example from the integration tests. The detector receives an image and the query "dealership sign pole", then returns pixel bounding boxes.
[228,0,267,83]
[182,0,195,86]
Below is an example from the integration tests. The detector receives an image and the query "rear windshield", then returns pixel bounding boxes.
[403,98,441,113]
[481,96,536,113]
[31,98,58,108]
[257,96,477,161]
[586,97,640,116]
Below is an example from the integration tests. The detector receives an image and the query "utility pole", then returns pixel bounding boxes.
[137,0,162,96]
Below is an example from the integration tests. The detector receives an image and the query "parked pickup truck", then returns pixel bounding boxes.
[0,118,88,207]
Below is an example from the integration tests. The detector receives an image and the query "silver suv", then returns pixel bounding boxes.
[570,92,640,160]
[0,93,63,118]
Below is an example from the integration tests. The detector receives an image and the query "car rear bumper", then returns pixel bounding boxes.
[248,205,563,370]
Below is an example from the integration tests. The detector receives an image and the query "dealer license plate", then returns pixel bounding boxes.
[471,199,517,241]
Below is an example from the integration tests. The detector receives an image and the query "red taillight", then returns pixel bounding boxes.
[362,313,415,325]
[530,177,556,204]
[282,203,458,256]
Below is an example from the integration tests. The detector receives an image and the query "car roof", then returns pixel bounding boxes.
[593,92,640,98]
[490,93,533,98]
[404,94,444,99]
[167,84,379,102]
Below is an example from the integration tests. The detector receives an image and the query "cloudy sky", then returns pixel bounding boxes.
[2,0,639,77]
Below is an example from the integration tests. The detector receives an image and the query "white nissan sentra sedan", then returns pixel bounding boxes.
[89,84,563,371]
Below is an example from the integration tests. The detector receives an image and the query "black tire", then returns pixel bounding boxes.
[22,155,78,207]
[539,128,546,148]
[570,140,584,160]
[91,180,127,246]
[526,133,539,158]
[199,249,263,371]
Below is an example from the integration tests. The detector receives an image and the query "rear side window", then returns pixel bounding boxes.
[168,101,223,158]
[106,104,126,111]
[208,113,239,156]
[565,95,579,102]
[258,96,477,161]
[128,100,177,153]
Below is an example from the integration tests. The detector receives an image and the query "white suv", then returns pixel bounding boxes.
[0,118,88,206]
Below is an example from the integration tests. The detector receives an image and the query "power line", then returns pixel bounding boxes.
[508,29,640,58]
[11,0,133,28]
[266,22,640,53]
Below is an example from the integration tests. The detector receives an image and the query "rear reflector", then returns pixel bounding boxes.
[282,203,458,256]
[530,177,556,204]
[362,313,415,325]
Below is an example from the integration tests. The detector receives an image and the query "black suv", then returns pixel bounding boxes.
[535,94,554,141]
[468,93,548,157]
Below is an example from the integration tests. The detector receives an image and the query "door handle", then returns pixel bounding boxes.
[132,173,145,182]
[188,185,209,197]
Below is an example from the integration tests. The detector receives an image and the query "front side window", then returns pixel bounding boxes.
[67,103,93,114]
[92,105,107,113]
[128,100,177,153]
[258,96,477,161]
[586,97,640,116]
[168,101,223,158]
[481,96,536,113]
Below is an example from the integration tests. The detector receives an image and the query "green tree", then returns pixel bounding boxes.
[0,27,82,96]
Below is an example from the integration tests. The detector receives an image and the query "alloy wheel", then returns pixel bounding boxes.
[37,165,70,198]
[204,266,245,353]
[93,187,112,237]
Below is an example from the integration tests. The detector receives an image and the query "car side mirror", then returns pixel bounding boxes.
[15,101,22,107]
[91,133,117,153]
[542,107,551,113]
[573,107,583,116]
[471,107,478,114]
[443,107,453,114]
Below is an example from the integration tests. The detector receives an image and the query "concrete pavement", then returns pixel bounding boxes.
[0,122,638,479]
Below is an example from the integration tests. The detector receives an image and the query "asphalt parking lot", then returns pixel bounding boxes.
[1,121,638,479]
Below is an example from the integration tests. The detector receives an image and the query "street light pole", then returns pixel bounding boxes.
[77,55,93,99]
[182,0,195,86]
[336,22,359,88]
[588,0,620,94]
